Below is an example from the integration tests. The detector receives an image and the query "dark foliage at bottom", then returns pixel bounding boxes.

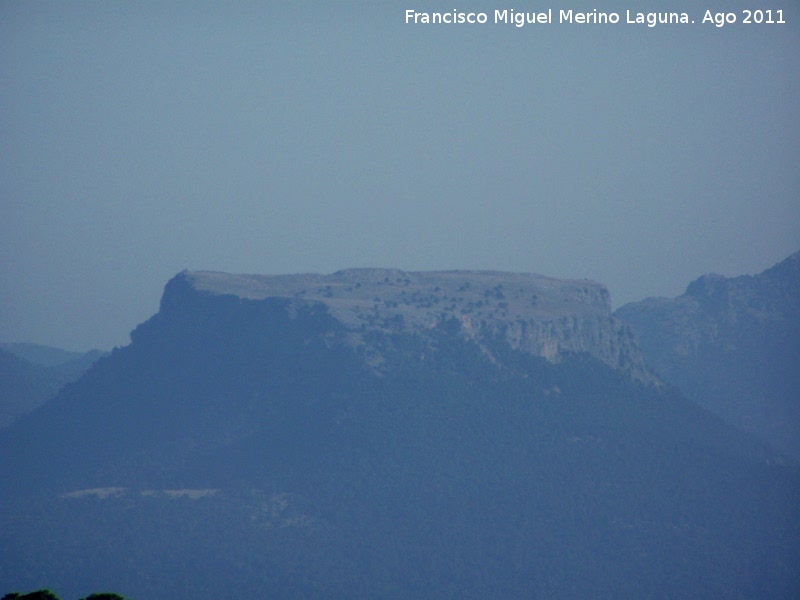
[1,319,798,598]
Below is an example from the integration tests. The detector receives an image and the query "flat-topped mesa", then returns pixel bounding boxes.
[182,268,611,319]
[166,268,652,382]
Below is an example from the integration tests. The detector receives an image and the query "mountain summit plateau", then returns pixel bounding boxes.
[166,268,651,381]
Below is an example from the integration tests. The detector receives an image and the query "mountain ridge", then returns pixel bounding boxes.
[0,346,105,429]
[168,268,653,382]
[616,250,800,458]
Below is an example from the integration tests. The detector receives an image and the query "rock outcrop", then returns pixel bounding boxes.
[159,268,653,382]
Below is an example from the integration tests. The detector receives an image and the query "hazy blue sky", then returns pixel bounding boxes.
[2,1,798,351]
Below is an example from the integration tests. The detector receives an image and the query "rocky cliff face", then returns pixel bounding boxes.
[616,251,800,458]
[158,268,652,382]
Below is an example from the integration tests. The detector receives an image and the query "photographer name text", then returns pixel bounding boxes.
[404,8,787,28]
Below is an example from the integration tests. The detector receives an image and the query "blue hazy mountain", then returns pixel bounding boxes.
[0,345,104,429]
[1,269,798,598]
[616,251,800,459]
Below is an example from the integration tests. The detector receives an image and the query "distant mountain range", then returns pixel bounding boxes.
[0,344,105,428]
[616,251,800,459]
[1,260,798,598]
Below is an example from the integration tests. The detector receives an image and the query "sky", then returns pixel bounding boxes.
[1,1,799,351]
